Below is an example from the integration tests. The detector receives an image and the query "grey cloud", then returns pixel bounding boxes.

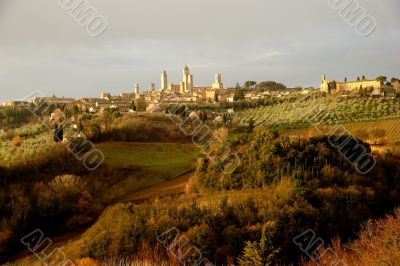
[0,0,399,102]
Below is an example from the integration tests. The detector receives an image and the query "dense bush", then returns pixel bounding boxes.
[190,129,400,262]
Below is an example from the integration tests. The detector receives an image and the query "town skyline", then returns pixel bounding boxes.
[1,65,397,103]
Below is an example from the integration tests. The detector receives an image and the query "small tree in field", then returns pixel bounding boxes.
[102,109,113,133]
[214,92,219,103]
[370,128,387,145]
[234,88,245,101]
[238,222,279,266]
[12,135,22,147]
[376,76,387,83]
[248,118,255,133]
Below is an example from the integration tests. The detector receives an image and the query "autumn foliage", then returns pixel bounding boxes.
[301,208,400,266]
[11,135,22,147]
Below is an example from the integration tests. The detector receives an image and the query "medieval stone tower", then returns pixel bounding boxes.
[180,65,193,93]
[212,73,224,89]
[134,83,140,94]
[161,70,168,91]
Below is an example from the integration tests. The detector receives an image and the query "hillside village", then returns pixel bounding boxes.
[1,67,400,116]
[0,66,293,112]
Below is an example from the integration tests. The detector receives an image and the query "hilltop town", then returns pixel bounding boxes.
[2,67,400,116]
[1,65,293,112]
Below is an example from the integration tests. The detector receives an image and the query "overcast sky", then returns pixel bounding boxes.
[0,0,399,102]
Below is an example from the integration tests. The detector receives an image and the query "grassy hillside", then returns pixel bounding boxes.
[4,105,400,265]
[98,142,198,170]
[11,129,400,265]
[0,112,202,264]
[97,142,199,203]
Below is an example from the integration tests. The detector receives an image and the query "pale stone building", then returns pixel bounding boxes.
[149,83,156,92]
[168,84,181,92]
[320,75,382,92]
[163,66,194,93]
[2,101,30,107]
[212,73,224,89]
[205,89,217,101]
[161,70,168,91]
[33,97,75,105]
[180,65,193,93]
[393,80,400,92]
[118,93,135,99]
[161,66,228,99]
[134,83,140,94]
[101,93,111,100]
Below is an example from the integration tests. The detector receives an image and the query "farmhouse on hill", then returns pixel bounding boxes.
[321,75,383,92]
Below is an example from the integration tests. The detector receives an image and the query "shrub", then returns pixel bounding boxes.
[75,258,101,266]
[0,230,13,254]
[11,135,22,147]
[49,175,86,196]
[302,208,400,266]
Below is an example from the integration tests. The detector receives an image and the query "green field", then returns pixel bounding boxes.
[96,142,200,203]
[98,142,198,169]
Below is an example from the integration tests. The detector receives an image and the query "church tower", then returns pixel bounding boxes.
[320,75,329,92]
[161,70,168,91]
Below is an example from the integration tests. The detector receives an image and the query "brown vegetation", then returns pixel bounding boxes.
[301,208,400,266]
[11,135,22,147]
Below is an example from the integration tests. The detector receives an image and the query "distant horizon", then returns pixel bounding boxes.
[2,71,397,103]
[3,66,322,103]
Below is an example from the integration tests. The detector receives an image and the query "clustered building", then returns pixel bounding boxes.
[161,65,224,93]
[4,69,398,112]
[2,97,75,108]
[96,65,227,106]
[0,66,310,111]
[26,65,231,113]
